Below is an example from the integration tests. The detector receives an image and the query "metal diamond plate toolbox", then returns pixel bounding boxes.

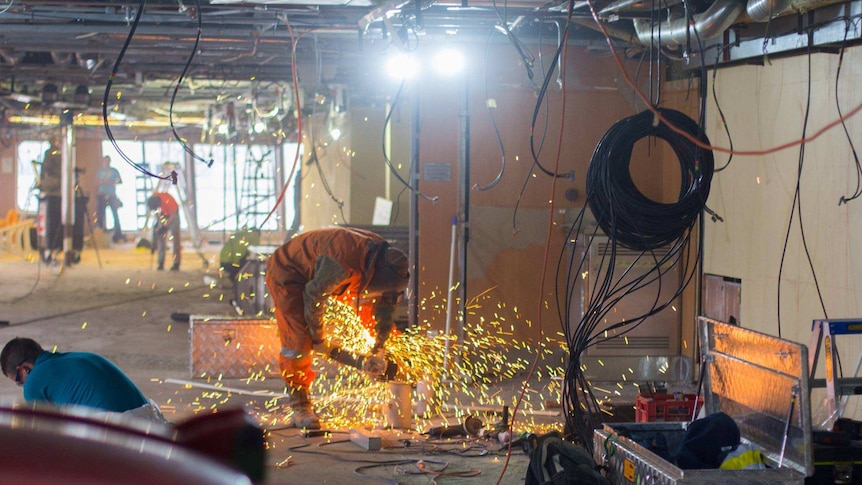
[594,426,802,484]
[699,317,812,477]
[189,316,280,379]
[593,317,812,484]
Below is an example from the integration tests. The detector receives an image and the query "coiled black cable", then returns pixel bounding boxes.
[586,108,714,251]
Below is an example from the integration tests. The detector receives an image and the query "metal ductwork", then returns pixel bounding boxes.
[746,0,793,21]
[633,0,745,47]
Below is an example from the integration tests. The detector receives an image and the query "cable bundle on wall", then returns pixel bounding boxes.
[586,108,714,251]
[557,108,715,452]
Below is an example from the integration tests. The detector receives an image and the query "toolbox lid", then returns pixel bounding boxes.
[698,317,813,476]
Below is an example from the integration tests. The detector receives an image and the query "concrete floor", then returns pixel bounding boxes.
[0,240,556,485]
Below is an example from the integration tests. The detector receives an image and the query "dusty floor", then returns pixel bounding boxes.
[0,240,564,485]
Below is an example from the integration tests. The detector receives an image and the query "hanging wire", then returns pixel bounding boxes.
[527,6,576,179]
[711,46,734,172]
[472,28,507,192]
[101,0,173,184]
[511,15,554,235]
[168,0,214,168]
[381,76,438,203]
[561,107,714,451]
[491,0,537,87]
[260,14,305,228]
[306,33,346,223]
[835,17,862,205]
[587,108,714,251]
[775,40,829,338]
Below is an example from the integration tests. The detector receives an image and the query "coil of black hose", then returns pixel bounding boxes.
[586,108,714,251]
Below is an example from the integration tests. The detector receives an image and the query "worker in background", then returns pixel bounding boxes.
[37,137,62,262]
[219,227,261,284]
[0,337,170,426]
[265,227,410,429]
[95,155,126,243]
[147,192,182,271]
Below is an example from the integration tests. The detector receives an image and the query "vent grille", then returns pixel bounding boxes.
[594,335,671,350]
[581,236,681,357]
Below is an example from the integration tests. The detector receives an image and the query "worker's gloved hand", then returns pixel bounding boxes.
[360,354,388,376]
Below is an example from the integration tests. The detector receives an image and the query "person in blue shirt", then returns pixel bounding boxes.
[1,337,169,425]
[95,155,127,243]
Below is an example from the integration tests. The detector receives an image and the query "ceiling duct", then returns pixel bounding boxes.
[600,0,683,15]
[746,0,793,21]
[632,0,744,47]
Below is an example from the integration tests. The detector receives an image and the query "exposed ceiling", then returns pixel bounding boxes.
[0,0,858,130]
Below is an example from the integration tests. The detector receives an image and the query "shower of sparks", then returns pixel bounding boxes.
[167,284,654,439]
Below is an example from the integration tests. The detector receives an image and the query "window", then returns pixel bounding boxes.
[16,141,49,213]
[101,140,186,232]
[100,139,299,234]
[194,142,299,232]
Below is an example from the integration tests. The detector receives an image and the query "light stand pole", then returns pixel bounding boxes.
[59,110,78,268]
[455,71,470,368]
[408,76,421,330]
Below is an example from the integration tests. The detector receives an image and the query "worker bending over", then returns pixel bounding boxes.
[265,227,410,429]
[1,337,169,425]
[147,192,182,271]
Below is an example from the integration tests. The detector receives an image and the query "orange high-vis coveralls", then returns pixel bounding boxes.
[264,227,393,390]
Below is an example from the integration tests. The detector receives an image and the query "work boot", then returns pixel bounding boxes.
[286,388,321,429]
[170,263,180,271]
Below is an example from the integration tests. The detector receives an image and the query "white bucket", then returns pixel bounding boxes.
[386,382,412,429]
[414,379,432,417]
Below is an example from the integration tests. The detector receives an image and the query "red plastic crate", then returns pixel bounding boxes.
[635,394,703,422]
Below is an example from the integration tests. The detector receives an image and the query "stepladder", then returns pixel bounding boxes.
[808,319,862,418]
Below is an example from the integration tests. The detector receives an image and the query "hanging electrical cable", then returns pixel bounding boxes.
[775,42,829,338]
[688,21,724,224]
[527,2,576,180]
[835,17,862,205]
[586,108,714,251]
[381,77,438,203]
[510,16,556,235]
[473,28,507,192]
[586,0,862,158]
[306,33,347,224]
[102,0,173,184]
[168,0,214,168]
[260,14,305,229]
[711,46,734,173]
[490,0,537,87]
[557,106,714,452]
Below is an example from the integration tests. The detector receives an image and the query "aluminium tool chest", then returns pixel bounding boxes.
[594,317,813,484]
[189,315,281,379]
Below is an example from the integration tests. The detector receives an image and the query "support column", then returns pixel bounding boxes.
[456,75,470,361]
[408,83,420,329]
[60,111,77,267]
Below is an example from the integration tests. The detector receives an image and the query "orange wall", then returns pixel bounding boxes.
[413,44,664,343]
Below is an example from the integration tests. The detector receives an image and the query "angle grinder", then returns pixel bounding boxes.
[328,347,398,381]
